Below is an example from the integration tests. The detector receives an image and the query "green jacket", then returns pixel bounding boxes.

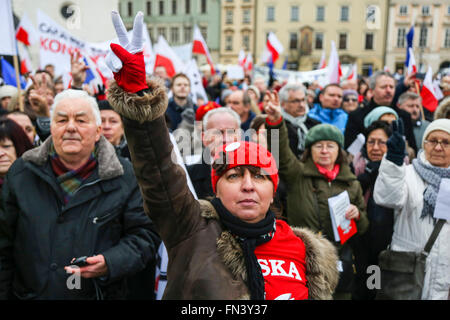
[268,120,369,248]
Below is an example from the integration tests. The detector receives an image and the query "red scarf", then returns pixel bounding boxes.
[314,163,340,182]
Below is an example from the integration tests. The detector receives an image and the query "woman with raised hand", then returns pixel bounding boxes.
[373,118,450,300]
[103,11,339,300]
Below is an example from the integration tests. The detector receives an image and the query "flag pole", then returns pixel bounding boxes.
[415,80,425,121]
[12,54,24,112]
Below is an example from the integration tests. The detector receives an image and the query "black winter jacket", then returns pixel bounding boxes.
[0,136,159,300]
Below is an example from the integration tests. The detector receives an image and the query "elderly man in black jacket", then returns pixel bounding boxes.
[344,71,418,154]
[0,89,158,300]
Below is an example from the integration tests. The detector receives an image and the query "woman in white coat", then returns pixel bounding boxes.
[374,119,450,300]
[373,118,450,300]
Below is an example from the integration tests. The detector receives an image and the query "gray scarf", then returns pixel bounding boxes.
[412,150,450,219]
[281,109,309,153]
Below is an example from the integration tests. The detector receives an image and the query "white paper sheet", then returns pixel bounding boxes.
[328,191,351,242]
[347,133,366,156]
[434,178,450,221]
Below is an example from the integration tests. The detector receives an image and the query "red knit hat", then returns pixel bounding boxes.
[195,101,222,121]
[211,141,279,194]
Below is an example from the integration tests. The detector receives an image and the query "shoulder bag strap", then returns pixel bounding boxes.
[423,219,446,255]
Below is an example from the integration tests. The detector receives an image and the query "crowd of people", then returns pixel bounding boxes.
[0,11,450,300]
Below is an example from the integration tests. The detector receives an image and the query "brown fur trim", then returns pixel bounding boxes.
[292,227,339,300]
[434,96,450,120]
[107,77,168,124]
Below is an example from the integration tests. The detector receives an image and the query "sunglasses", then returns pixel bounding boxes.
[343,97,358,102]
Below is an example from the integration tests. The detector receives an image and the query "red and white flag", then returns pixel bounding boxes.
[238,49,246,67]
[407,47,417,75]
[18,43,33,74]
[15,12,38,46]
[347,64,357,82]
[244,53,253,72]
[154,35,185,78]
[421,66,439,112]
[192,25,215,75]
[266,32,284,64]
[326,41,342,84]
[318,50,327,69]
[0,0,17,56]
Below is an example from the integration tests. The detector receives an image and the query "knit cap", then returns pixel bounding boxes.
[422,118,450,149]
[195,101,221,121]
[304,124,344,149]
[363,106,398,128]
[211,141,279,194]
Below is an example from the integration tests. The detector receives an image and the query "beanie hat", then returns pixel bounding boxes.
[98,100,114,111]
[305,124,344,149]
[364,106,398,128]
[0,85,18,100]
[211,141,279,194]
[343,89,358,99]
[247,85,261,100]
[422,118,450,149]
[195,101,221,121]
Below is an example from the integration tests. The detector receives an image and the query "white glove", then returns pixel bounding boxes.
[105,11,145,73]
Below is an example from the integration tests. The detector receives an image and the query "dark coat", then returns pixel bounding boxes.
[107,78,340,300]
[285,116,321,159]
[344,98,417,153]
[165,97,197,132]
[186,161,214,201]
[0,136,159,300]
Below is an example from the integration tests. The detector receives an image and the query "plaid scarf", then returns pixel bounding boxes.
[49,144,98,204]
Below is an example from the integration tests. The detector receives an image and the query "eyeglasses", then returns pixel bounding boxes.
[424,139,450,149]
[287,99,305,104]
[312,143,338,151]
[367,139,387,147]
[343,97,358,102]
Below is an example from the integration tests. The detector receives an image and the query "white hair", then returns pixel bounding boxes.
[50,89,102,126]
[202,107,241,131]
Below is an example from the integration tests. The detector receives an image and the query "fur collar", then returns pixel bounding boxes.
[198,200,339,300]
[22,135,124,180]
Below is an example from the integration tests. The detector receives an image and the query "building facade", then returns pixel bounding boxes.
[385,0,450,74]
[254,0,389,74]
[219,0,256,65]
[119,0,221,64]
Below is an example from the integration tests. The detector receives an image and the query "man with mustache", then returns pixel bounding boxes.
[344,71,418,154]
[0,89,159,299]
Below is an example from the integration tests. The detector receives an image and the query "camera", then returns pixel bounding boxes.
[70,256,89,267]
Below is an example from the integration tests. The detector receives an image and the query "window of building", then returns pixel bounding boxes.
[184,26,192,42]
[291,6,299,22]
[362,63,373,76]
[444,28,450,48]
[225,35,233,51]
[159,0,164,15]
[226,9,233,24]
[365,33,374,50]
[341,6,349,22]
[289,32,298,49]
[185,0,190,14]
[397,28,406,48]
[243,9,251,24]
[399,5,408,16]
[170,27,179,43]
[158,27,166,39]
[447,5,450,15]
[422,5,430,16]
[316,6,325,22]
[419,26,428,47]
[127,1,133,17]
[267,6,275,22]
[315,32,324,49]
[171,0,177,15]
[201,0,207,14]
[242,34,250,51]
[339,33,347,49]
[146,1,152,16]
[148,28,154,42]
[200,26,207,42]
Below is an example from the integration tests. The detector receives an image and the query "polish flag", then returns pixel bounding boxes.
[15,13,38,46]
[244,53,253,72]
[238,49,246,67]
[420,66,439,112]
[154,35,185,78]
[347,64,357,82]
[318,50,327,69]
[326,41,341,84]
[266,32,284,64]
[407,47,417,75]
[192,25,215,75]
[18,43,33,74]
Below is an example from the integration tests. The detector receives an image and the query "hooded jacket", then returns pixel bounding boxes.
[0,136,158,300]
[107,78,340,300]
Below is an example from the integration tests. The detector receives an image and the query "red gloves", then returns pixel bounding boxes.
[110,43,148,93]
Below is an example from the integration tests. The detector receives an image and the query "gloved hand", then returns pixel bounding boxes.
[386,119,406,166]
[105,11,148,93]
[365,160,381,175]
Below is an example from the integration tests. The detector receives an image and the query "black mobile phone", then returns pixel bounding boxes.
[70,256,89,267]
